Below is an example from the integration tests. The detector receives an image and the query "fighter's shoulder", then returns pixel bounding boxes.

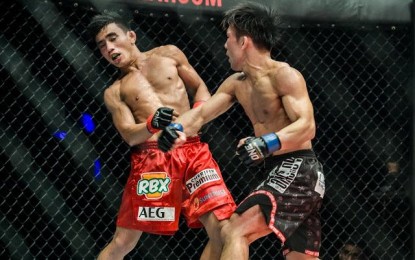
[225,72,246,83]
[106,80,121,92]
[103,80,121,106]
[272,62,304,84]
[272,61,293,74]
[217,72,244,93]
[150,44,183,59]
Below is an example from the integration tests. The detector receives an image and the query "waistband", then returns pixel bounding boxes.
[263,149,315,168]
[132,136,201,151]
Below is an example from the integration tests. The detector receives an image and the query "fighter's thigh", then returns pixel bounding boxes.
[222,205,272,243]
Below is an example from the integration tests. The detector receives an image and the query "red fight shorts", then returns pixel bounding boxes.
[116,136,236,235]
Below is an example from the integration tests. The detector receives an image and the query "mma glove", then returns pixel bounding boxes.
[158,123,184,152]
[146,107,174,134]
[237,133,281,167]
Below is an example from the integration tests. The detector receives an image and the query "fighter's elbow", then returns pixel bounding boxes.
[121,135,136,147]
[125,139,137,147]
[119,130,141,147]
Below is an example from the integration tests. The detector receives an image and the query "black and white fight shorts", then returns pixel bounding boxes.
[235,149,325,257]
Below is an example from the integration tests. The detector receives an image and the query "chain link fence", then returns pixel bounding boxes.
[0,0,412,259]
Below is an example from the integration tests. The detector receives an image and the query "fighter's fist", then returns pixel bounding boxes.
[237,133,281,166]
[146,107,175,134]
[158,123,184,152]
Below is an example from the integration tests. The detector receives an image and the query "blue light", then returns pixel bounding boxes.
[53,131,67,140]
[81,113,96,134]
[94,159,102,180]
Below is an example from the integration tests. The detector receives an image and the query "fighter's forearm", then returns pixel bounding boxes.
[176,106,205,136]
[117,122,153,146]
[276,117,315,150]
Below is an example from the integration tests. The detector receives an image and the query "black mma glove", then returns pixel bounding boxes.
[237,133,281,166]
[158,123,184,152]
[146,107,174,134]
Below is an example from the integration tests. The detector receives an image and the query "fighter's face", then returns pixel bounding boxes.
[224,26,244,71]
[95,23,136,68]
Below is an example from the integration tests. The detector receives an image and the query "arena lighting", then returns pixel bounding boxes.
[81,113,96,134]
[0,127,96,258]
[0,37,121,212]
[20,0,110,104]
[1,220,30,259]
[94,159,102,180]
[53,130,68,140]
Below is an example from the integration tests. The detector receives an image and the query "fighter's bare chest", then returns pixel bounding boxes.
[235,82,277,120]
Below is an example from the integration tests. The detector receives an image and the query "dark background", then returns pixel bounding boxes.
[0,0,413,259]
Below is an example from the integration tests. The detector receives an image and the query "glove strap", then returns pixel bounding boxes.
[262,133,281,153]
[192,100,205,108]
[146,114,159,134]
[169,123,183,132]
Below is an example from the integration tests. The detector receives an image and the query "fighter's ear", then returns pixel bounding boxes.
[241,36,250,49]
[128,30,136,44]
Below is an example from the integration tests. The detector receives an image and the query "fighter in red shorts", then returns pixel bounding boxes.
[119,136,235,235]
[87,12,236,260]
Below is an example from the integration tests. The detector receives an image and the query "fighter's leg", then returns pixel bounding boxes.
[198,211,226,260]
[220,205,272,260]
[97,227,142,260]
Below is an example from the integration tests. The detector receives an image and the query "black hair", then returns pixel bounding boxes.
[221,2,280,51]
[87,11,130,40]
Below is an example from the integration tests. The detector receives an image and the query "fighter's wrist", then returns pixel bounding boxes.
[146,114,159,134]
[192,100,205,108]
[262,133,281,153]
[169,123,183,132]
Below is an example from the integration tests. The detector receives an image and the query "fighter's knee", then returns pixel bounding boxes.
[219,224,228,243]
[217,217,229,230]
[112,234,138,254]
[219,219,240,243]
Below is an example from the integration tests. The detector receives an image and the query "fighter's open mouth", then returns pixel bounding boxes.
[111,53,120,60]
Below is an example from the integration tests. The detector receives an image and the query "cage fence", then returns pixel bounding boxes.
[0,0,412,259]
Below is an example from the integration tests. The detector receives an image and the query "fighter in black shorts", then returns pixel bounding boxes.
[236,150,324,257]
[158,2,325,259]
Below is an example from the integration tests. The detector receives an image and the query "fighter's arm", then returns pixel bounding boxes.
[104,80,176,146]
[237,67,315,166]
[158,75,237,152]
[167,45,211,104]
[274,66,316,150]
[178,76,237,136]
[103,85,152,146]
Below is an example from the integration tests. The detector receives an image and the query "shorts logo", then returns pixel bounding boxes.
[314,171,325,198]
[266,158,303,193]
[199,189,226,204]
[245,143,263,161]
[193,189,227,210]
[186,169,220,194]
[137,172,171,199]
[137,207,175,221]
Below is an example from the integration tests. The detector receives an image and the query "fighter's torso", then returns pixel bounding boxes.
[233,61,312,154]
[234,63,291,136]
[118,47,191,125]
